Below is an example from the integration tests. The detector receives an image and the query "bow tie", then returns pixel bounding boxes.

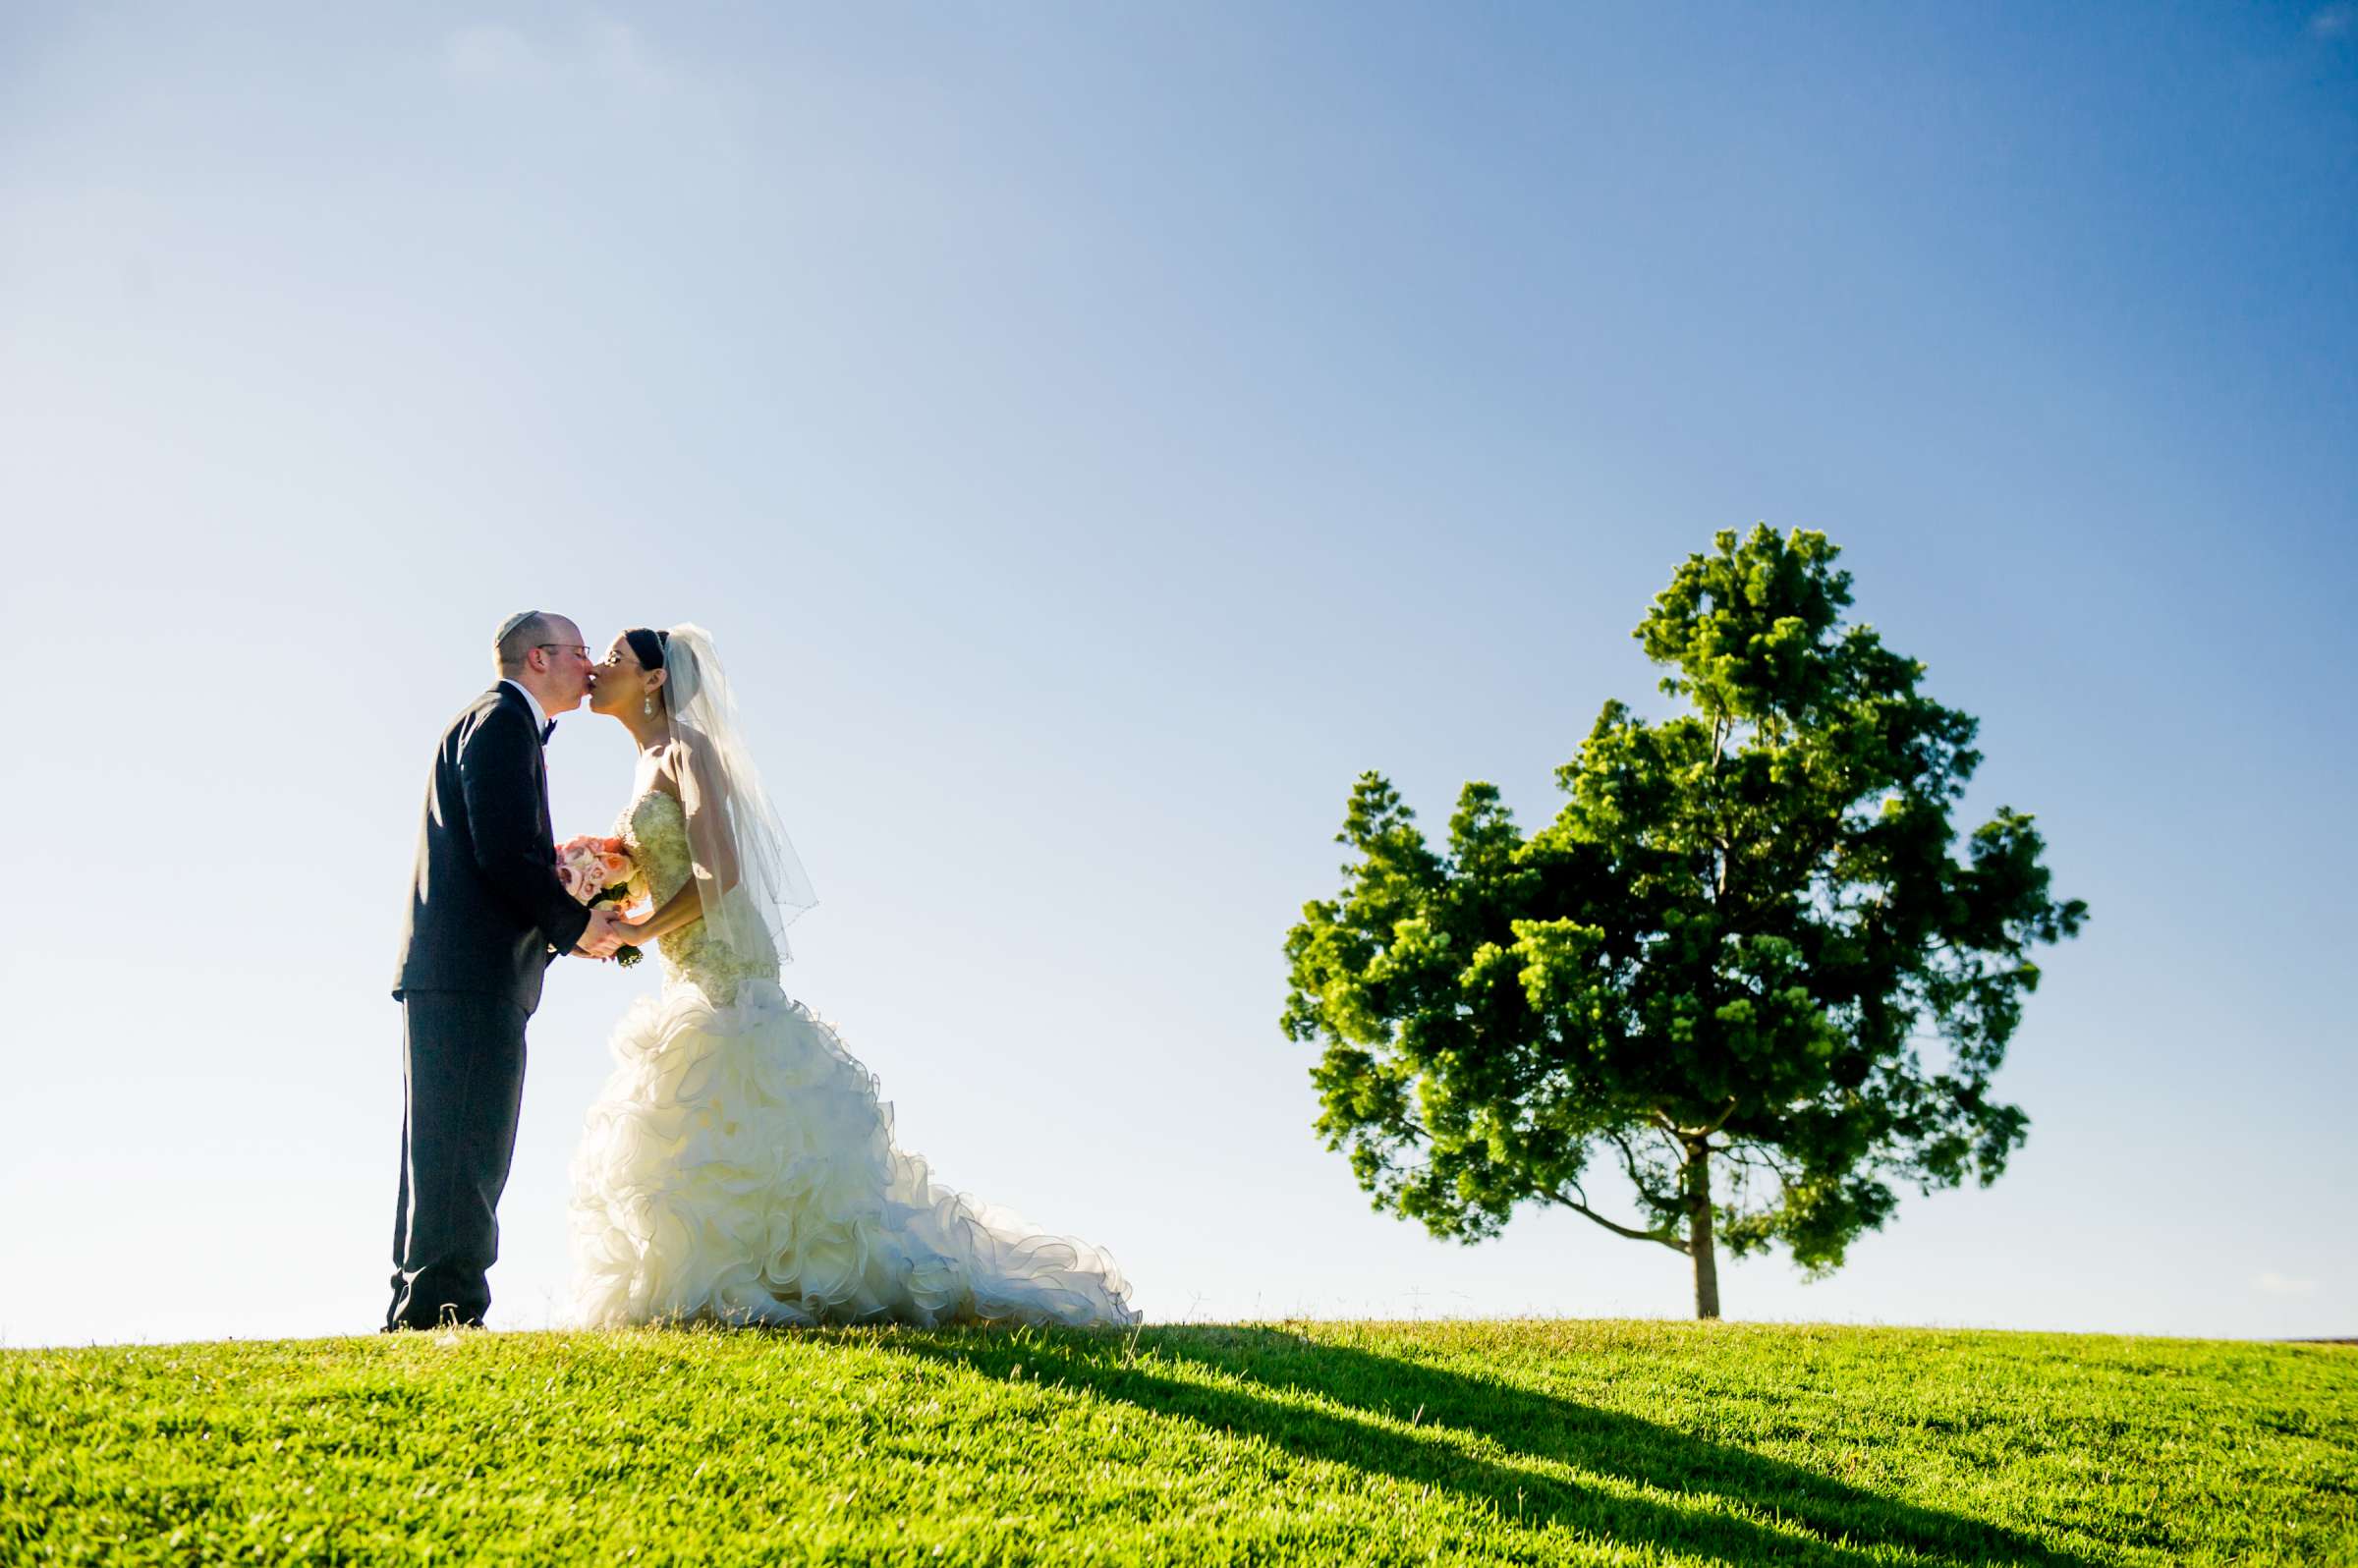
[539,719,557,745]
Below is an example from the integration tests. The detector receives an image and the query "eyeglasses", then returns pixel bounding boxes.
[535,644,591,660]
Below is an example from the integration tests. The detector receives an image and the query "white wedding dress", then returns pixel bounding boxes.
[566,785,1140,1329]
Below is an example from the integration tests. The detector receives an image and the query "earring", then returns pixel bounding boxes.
[644,695,654,717]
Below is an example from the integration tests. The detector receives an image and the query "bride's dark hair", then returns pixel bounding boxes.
[622,627,670,670]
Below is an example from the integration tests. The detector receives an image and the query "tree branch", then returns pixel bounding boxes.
[1720,1142,1801,1188]
[1601,1125,1679,1215]
[1656,1101,1738,1142]
[1553,1191,1689,1253]
[1721,1142,1798,1178]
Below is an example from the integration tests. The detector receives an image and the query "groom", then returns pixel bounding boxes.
[385,611,628,1331]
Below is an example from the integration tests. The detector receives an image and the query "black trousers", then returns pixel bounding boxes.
[386,990,531,1331]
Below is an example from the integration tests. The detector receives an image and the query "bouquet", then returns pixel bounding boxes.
[556,835,644,967]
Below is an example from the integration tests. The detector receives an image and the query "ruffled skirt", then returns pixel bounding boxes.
[566,978,1139,1329]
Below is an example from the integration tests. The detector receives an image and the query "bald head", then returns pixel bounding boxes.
[495,611,578,675]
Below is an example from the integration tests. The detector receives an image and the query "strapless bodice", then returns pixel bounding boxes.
[617,789,774,1001]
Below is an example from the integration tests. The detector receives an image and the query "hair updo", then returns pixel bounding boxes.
[622,627,670,671]
[623,626,698,710]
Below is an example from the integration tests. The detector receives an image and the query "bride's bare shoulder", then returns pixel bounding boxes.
[653,736,728,802]
[640,742,687,801]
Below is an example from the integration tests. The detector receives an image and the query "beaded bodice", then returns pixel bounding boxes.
[618,788,772,1000]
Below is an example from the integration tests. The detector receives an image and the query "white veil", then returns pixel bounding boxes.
[658,624,817,965]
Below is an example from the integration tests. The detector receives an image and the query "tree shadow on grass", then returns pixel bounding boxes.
[882,1325,2094,1567]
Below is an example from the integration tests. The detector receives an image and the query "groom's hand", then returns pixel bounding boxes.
[574,908,627,959]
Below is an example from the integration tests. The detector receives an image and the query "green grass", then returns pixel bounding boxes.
[3,1320,2351,1564]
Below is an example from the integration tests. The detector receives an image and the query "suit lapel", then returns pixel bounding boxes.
[488,683,555,834]
[491,684,553,753]
[514,684,554,829]
[491,681,535,729]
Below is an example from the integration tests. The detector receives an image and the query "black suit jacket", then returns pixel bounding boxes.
[393,684,593,1011]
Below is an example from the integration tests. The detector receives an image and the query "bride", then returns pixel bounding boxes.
[565,624,1139,1329]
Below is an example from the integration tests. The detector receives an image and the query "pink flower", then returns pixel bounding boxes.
[554,834,636,905]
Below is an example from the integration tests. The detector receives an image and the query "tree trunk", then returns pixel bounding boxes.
[1685,1142,1720,1319]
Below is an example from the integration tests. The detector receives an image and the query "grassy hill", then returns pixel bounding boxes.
[3,1319,2351,1564]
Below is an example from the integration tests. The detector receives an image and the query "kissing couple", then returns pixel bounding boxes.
[386,611,1139,1333]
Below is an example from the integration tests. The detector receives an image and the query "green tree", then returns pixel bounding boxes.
[1283,526,2086,1317]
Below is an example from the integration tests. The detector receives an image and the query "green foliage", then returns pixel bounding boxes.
[1285,526,2087,1292]
[4,1323,2349,1565]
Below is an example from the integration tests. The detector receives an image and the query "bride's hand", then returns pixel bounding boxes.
[574,907,626,959]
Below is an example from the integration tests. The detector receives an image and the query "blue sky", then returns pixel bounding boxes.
[2,4,2351,1347]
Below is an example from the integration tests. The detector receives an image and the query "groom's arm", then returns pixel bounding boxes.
[457,710,595,955]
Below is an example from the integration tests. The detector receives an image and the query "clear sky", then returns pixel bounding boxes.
[3,4,2352,1348]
